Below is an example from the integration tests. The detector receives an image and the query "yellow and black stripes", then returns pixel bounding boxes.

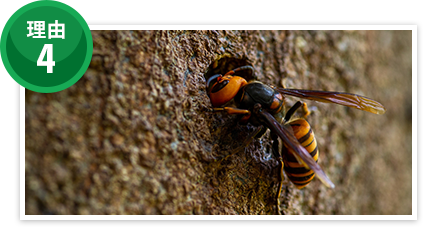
[282,119,319,189]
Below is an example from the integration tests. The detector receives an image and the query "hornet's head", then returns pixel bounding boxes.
[206,74,247,107]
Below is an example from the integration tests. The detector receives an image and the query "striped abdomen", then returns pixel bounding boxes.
[282,119,319,189]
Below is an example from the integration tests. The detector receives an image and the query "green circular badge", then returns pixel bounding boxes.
[1,0,93,93]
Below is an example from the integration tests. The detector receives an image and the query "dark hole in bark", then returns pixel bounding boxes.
[204,56,255,89]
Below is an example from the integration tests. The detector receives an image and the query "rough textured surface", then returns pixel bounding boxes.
[25,30,412,215]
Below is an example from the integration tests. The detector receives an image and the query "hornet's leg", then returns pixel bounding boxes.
[284,101,302,122]
[211,107,250,115]
[284,101,311,122]
[271,131,284,215]
[302,102,311,119]
[211,107,251,123]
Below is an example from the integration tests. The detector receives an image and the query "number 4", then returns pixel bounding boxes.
[37,44,55,73]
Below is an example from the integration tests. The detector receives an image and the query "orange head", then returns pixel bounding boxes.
[207,74,248,107]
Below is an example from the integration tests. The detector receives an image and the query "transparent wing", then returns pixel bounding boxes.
[257,108,335,188]
[275,88,386,115]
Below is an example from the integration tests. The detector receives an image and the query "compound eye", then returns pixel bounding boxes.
[206,74,221,89]
[211,80,229,93]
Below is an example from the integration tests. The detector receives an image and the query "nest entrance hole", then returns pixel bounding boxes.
[204,56,255,85]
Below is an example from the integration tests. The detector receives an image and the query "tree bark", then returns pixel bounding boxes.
[25,30,412,215]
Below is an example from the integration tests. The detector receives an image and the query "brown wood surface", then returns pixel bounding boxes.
[25,30,412,215]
